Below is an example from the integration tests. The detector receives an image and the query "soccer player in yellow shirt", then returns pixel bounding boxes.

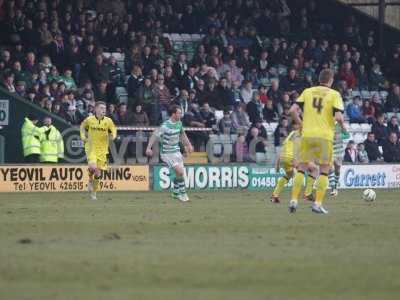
[289,69,345,214]
[271,122,318,203]
[80,101,117,200]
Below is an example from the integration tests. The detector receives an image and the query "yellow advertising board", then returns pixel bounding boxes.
[0,165,149,192]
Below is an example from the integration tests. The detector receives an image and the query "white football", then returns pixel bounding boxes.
[362,189,376,202]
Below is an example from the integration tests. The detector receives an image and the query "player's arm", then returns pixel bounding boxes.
[289,103,303,128]
[34,125,47,141]
[108,119,117,140]
[181,130,194,154]
[80,118,89,142]
[145,128,161,157]
[275,156,280,172]
[333,92,347,131]
[290,90,305,128]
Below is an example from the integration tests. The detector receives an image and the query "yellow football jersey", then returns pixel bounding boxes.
[280,130,301,161]
[296,86,344,141]
[80,116,117,155]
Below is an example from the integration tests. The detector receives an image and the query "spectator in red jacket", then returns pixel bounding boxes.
[362,100,375,123]
[258,85,269,104]
[339,61,356,89]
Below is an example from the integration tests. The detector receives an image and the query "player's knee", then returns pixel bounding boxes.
[175,166,184,177]
[320,164,331,175]
[94,169,101,177]
[297,163,307,173]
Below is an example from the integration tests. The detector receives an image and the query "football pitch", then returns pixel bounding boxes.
[0,190,400,300]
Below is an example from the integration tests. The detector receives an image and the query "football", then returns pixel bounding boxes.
[362,189,376,202]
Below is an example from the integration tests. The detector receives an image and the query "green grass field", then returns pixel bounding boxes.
[1,189,400,300]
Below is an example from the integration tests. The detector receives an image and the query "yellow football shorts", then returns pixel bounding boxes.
[299,137,333,165]
[85,148,108,171]
[280,157,294,174]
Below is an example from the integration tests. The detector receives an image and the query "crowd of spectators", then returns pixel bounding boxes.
[1,0,400,158]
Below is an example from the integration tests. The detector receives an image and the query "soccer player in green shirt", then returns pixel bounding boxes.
[146,105,193,202]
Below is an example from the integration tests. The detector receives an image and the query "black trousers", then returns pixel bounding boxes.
[24,154,40,163]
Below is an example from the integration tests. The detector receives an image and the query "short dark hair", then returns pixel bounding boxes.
[27,113,38,121]
[168,104,181,115]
